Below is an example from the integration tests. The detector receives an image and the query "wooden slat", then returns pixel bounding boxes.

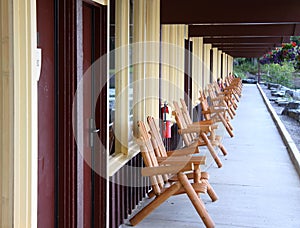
[141,164,195,176]
[157,156,206,165]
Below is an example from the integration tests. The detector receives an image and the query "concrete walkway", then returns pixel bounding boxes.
[123,84,300,228]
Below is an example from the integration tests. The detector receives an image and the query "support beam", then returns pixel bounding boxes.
[203,37,290,45]
[161,0,300,24]
[189,24,300,37]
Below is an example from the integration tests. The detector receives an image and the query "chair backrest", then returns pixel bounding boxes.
[147,116,167,158]
[199,90,212,121]
[137,121,164,195]
[173,101,195,147]
[179,98,199,139]
[206,84,218,103]
[212,81,222,94]
[179,98,193,125]
[207,84,229,108]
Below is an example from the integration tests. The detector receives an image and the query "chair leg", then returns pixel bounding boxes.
[129,182,181,226]
[199,172,218,202]
[218,144,228,156]
[227,119,234,131]
[227,107,234,119]
[178,172,215,228]
[194,169,218,202]
[200,132,222,168]
[218,113,234,138]
[201,179,218,202]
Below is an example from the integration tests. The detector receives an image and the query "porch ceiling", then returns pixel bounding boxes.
[161,0,300,58]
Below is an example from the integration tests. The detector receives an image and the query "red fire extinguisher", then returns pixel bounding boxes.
[161,102,171,138]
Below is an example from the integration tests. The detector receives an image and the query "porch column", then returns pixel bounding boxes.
[132,0,145,137]
[145,0,160,119]
[0,0,13,226]
[192,37,203,106]
[222,53,228,78]
[13,0,38,227]
[203,43,211,89]
[228,55,234,75]
[217,50,222,81]
[176,25,185,102]
[212,47,218,83]
[161,25,170,104]
[169,25,176,103]
[115,0,129,154]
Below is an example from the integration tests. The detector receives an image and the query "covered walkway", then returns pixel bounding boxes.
[123,84,300,228]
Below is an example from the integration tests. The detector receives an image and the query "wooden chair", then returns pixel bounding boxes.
[199,90,234,138]
[206,83,236,117]
[224,75,243,99]
[172,100,225,168]
[213,81,239,111]
[129,120,215,227]
[218,75,243,109]
[146,116,218,202]
[178,99,228,155]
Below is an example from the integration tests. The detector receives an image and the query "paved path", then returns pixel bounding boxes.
[123,84,300,228]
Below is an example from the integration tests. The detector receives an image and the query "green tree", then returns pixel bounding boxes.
[233,58,258,78]
[260,62,295,87]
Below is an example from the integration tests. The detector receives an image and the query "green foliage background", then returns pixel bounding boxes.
[233,36,300,88]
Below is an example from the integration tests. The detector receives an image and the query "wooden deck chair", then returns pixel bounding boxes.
[215,80,239,104]
[172,100,224,168]
[178,99,228,156]
[218,76,243,108]
[213,81,239,110]
[146,116,218,202]
[129,121,215,228]
[224,75,243,98]
[204,86,235,120]
[199,90,234,138]
[206,84,236,119]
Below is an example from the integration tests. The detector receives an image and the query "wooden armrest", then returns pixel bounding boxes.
[157,155,206,165]
[211,125,218,130]
[210,103,227,109]
[210,107,227,113]
[141,164,194,176]
[210,96,225,101]
[217,91,231,96]
[201,110,212,114]
[166,147,199,156]
[178,125,211,134]
[191,120,214,125]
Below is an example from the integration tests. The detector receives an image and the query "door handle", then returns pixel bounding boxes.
[89,118,100,147]
[91,128,100,133]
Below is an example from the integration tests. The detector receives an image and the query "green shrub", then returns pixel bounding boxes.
[260,62,295,87]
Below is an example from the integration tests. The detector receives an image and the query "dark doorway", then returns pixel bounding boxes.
[210,49,214,83]
[37,0,55,227]
[82,2,108,227]
[184,39,193,115]
[37,0,108,227]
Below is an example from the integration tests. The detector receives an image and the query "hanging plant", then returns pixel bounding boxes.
[259,41,300,70]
